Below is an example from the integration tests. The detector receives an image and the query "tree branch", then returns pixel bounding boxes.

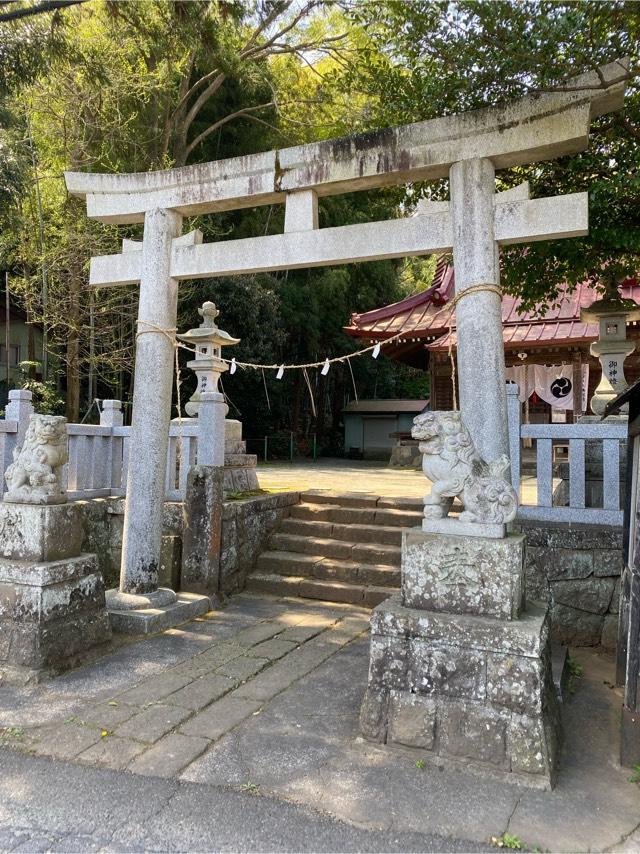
[182,71,227,137]
[241,0,295,55]
[184,101,275,161]
[240,0,323,61]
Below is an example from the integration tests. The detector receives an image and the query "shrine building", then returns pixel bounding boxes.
[344,259,640,423]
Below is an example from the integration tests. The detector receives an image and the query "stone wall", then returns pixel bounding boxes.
[78,492,298,595]
[219,493,300,594]
[519,522,622,649]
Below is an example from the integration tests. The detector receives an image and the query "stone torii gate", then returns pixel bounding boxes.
[65,60,627,608]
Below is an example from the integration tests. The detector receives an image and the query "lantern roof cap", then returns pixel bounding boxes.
[580,296,640,322]
[176,302,240,346]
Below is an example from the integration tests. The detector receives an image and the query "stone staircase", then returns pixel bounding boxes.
[246,491,423,606]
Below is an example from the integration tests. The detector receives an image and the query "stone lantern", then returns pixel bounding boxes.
[176,302,240,416]
[581,282,640,415]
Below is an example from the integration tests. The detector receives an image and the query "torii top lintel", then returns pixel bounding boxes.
[65,60,627,225]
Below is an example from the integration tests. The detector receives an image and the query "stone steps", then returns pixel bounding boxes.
[280,517,403,546]
[268,532,401,566]
[255,550,401,587]
[289,504,422,527]
[246,572,395,607]
[247,491,417,607]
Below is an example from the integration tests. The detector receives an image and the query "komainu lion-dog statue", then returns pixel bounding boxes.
[412,410,517,525]
[4,414,68,504]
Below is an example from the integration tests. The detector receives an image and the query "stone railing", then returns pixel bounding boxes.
[0,390,251,502]
[506,383,627,526]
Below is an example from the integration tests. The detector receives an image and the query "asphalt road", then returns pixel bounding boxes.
[0,749,489,853]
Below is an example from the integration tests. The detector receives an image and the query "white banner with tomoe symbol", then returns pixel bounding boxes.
[505,364,589,411]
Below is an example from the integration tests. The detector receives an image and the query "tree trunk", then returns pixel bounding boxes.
[291,372,303,434]
[66,266,81,422]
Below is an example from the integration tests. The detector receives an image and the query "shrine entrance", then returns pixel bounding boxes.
[67,59,626,617]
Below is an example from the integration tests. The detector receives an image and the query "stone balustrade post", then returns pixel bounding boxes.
[197,391,226,467]
[5,389,34,447]
[100,400,124,495]
[100,399,124,427]
[506,382,521,496]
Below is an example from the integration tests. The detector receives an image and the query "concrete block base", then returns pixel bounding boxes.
[0,553,112,685]
[108,592,211,635]
[360,593,560,788]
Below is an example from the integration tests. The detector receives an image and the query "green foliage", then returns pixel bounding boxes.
[566,656,584,678]
[628,764,640,783]
[2,0,638,443]
[18,378,65,415]
[415,758,426,769]
[491,833,523,850]
[339,1,640,308]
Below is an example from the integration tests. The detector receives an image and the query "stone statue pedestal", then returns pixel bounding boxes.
[223,419,259,494]
[0,502,112,685]
[360,528,560,788]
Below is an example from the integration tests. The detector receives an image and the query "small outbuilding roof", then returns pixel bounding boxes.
[343,399,429,414]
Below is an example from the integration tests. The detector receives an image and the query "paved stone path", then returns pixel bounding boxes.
[1,592,639,852]
[256,459,545,505]
[12,599,369,777]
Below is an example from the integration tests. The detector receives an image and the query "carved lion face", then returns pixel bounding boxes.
[30,414,66,444]
[412,410,462,439]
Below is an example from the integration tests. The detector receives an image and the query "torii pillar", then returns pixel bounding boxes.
[450,157,506,463]
[116,208,182,605]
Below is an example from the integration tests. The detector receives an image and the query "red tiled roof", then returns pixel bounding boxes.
[343,262,640,351]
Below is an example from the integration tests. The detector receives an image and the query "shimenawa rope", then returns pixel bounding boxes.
[134,282,503,415]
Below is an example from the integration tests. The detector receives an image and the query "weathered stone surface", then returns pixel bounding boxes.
[525,547,550,602]
[179,694,263,740]
[402,530,525,620]
[439,701,508,768]
[388,691,436,749]
[408,640,485,700]
[0,503,83,562]
[601,614,619,650]
[116,703,191,743]
[546,549,593,581]
[593,549,624,577]
[610,578,621,615]
[518,521,622,551]
[163,674,234,711]
[486,653,543,713]
[159,535,181,590]
[181,465,224,595]
[0,531,111,683]
[108,592,210,635]
[508,714,553,776]
[368,635,409,690]
[550,603,603,646]
[359,687,389,742]
[551,577,615,615]
[361,594,559,785]
[518,521,623,646]
[78,736,147,770]
[220,493,300,594]
[33,722,102,759]
[127,732,209,777]
[371,593,548,658]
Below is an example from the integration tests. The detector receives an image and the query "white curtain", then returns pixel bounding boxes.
[505,365,535,403]
[505,363,589,411]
